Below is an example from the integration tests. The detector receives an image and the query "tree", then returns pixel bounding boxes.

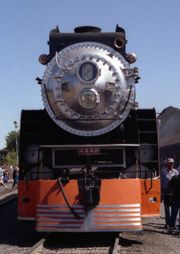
[0,148,7,165]
[5,130,19,152]
[3,151,17,165]
[1,130,20,165]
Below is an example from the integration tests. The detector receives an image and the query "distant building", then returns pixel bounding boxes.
[158,106,180,168]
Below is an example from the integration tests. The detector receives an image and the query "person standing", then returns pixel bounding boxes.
[169,174,180,231]
[0,166,8,189]
[3,167,9,184]
[12,166,19,188]
[160,158,178,228]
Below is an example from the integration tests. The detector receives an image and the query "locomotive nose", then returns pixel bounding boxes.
[42,41,136,136]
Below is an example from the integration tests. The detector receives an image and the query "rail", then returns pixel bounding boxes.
[0,189,17,206]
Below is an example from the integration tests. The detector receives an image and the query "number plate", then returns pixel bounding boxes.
[78,147,100,155]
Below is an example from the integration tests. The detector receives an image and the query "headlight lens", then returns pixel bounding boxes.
[79,89,99,109]
[78,61,98,83]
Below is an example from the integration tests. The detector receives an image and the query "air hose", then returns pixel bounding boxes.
[58,178,82,220]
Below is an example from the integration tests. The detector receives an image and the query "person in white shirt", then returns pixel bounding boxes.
[160,158,179,228]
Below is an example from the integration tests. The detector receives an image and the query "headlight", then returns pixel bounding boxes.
[78,61,98,83]
[79,89,100,109]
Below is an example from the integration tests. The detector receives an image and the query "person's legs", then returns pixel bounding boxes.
[169,203,179,228]
[12,180,15,188]
[164,201,171,226]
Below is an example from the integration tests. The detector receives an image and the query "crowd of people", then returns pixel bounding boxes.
[0,165,19,189]
[161,157,180,233]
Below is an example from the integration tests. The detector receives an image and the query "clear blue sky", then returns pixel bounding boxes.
[0,0,180,149]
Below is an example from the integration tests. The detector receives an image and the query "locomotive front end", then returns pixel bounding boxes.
[18,25,160,233]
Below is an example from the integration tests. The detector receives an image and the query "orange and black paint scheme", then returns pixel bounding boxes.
[17,26,160,232]
[18,109,160,232]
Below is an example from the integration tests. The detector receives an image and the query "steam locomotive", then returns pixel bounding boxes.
[18,25,160,232]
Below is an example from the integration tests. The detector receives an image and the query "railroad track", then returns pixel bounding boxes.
[0,187,14,196]
[0,187,18,205]
[0,184,17,196]
[28,232,123,254]
[28,232,147,254]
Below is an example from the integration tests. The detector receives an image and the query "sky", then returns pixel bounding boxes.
[0,0,180,149]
